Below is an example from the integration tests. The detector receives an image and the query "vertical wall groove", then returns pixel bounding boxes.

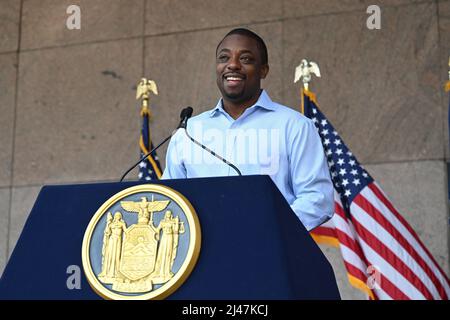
[435,0,450,275]
[6,0,24,259]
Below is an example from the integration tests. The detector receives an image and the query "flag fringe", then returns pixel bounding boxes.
[301,88,319,110]
[139,135,162,179]
[310,233,340,248]
[347,274,376,300]
[312,234,376,300]
[445,80,450,92]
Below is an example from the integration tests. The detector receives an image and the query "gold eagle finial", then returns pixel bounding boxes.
[136,78,158,100]
[136,78,158,113]
[294,59,321,91]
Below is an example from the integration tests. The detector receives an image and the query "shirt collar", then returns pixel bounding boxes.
[209,90,277,117]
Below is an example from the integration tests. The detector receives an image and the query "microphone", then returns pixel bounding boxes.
[180,111,242,176]
[179,106,193,129]
[119,107,193,182]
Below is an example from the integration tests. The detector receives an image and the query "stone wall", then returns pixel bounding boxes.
[0,0,449,299]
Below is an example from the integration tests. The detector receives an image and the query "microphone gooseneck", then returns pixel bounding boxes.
[119,134,172,182]
[182,128,242,177]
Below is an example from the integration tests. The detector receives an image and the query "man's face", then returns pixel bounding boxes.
[216,34,269,104]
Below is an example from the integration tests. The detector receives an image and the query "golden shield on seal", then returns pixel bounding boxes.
[81,184,201,300]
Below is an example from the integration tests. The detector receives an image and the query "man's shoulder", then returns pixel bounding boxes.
[269,100,312,126]
[190,109,214,121]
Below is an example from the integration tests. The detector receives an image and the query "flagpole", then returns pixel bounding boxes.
[446,57,450,162]
[446,56,450,92]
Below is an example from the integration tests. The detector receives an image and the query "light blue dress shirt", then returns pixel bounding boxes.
[162,90,334,231]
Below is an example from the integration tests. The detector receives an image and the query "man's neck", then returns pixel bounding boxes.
[222,90,263,120]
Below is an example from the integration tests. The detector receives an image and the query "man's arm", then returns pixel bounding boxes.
[161,130,187,179]
[288,118,334,231]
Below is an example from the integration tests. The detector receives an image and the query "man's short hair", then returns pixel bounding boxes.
[216,28,268,65]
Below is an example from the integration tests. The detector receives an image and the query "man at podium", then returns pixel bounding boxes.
[162,28,334,232]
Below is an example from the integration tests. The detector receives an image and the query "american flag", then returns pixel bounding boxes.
[302,89,450,300]
[138,105,162,181]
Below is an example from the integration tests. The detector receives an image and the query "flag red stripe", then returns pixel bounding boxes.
[334,200,347,220]
[376,270,410,300]
[354,192,448,299]
[312,226,336,238]
[334,228,369,265]
[342,261,368,284]
[351,216,434,299]
[379,274,410,300]
[368,183,450,288]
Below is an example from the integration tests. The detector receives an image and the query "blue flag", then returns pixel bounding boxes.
[446,80,450,149]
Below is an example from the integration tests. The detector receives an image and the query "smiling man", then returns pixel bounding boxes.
[162,28,334,231]
[215,30,269,119]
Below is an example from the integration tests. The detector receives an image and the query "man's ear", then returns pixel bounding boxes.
[260,64,269,79]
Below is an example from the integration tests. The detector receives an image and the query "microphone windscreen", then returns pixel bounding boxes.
[182,106,193,119]
[180,107,193,119]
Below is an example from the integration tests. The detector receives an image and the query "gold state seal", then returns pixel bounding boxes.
[82,184,201,300]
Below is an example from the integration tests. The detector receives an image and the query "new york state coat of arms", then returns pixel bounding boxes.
[82,184,201,300]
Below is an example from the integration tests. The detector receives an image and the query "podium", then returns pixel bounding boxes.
[0,175,340,299]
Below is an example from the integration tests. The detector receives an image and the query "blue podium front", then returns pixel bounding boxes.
[0,175,340,299]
